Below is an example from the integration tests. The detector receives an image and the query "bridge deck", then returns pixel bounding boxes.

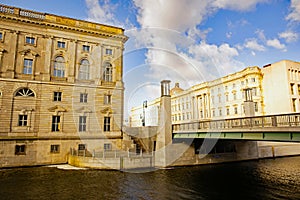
[172,113,300,142]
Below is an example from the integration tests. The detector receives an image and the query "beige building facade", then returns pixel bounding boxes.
[130,60,300,126]
[0,4,127,167]
[130,66,264,126]
[262,60,300,114]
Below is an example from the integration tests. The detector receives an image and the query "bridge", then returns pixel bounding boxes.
[172,113,300,142]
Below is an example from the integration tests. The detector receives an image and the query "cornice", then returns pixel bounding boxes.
[0,12,128,43]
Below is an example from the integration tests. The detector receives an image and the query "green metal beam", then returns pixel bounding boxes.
[173,132,300,142]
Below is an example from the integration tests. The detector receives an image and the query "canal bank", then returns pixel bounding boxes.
[1,156,300,200]
[67,140,300,170]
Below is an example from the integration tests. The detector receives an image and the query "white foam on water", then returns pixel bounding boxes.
[45,164,87,170]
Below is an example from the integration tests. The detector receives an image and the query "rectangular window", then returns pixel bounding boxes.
[226,108,230,115]
[104,143,112,151]
[23,58,33,74]
[18,115,28,126]
[78,144,86,151]
[219,109,222,116]
[218,95,222,103]
[83,45,90,52]
[0,32,3,40]
[252,87,257,96]
[25,36,35,45]
[233,93,237,100]
[252,78,256,82]
[50,145,60,153]
[241,81,244,85]
[292,98,296,112]
[234,107,238,114]
[106,48,113,55]
[52,116,61,132]
[79,116,87,132]
[104,117,110,132]
[104,94,111,105]
[53,92,62,101]
[233,83,236,88]
[225,94,229,102]
[80,93,88,103]
[212,110,215,117]
[291,83,295,95]
[57,41,66,48]
[254,102,258,112]
[15,145,26,155]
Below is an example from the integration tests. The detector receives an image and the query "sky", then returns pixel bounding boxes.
[1,0,300,119]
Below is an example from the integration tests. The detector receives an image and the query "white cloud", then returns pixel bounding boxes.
[279,31,299,43]
[255,29,266,41]
[130,0,265,85]
[266,39,286,51]
[85,0,120,27]
[133,0,213,31]
[244,38,266,51]
[212,0,269,11]
[188,42,241,77]
[286,0,300,22]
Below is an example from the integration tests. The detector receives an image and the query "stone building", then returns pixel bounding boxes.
[0,4,127,167]
[130,66,263,126]
[130,60,300,126]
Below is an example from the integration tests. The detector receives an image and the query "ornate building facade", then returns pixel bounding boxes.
[0,4,127,167]
[130,60,300,127]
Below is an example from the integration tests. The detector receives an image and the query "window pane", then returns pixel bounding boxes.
[52,116,61,132]
[50,145,60,153]
[26,37,35,44]
[78,59,89,80]
[18,115,28,126]
[53,92,62,101]
[78,144,86,150]
[103,62,112,82]
[104,117,110,132]
[23,59,33,74]
[79,116,87,132]
[57,41,65,48]
[15,88,35,97]
[83,45,90,52]
[106,49,112,55]
[80,93,87,103]
[53,56,65,77]
[15,145,26,155]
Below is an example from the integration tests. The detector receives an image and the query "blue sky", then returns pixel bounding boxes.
[1,0,300,117]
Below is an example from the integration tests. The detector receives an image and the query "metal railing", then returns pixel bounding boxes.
[172,113,300,132]
[70,148,154,159]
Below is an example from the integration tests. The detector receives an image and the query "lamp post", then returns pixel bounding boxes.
[142,100,147,126]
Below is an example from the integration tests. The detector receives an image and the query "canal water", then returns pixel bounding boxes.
[0,156,300,200]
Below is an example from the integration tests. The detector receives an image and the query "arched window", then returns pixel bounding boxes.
[78,59,89,80]
[53,56,65,77]
[103,62,112,82]
[15,88,35,97]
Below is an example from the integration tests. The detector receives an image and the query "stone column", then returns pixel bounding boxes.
[43,36,52,81]
[244,88,255,117]
[155,80,172,167]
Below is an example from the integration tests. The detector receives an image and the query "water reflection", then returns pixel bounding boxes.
[0,157,300,200]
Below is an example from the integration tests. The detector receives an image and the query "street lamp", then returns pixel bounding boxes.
[142,100,147,126]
